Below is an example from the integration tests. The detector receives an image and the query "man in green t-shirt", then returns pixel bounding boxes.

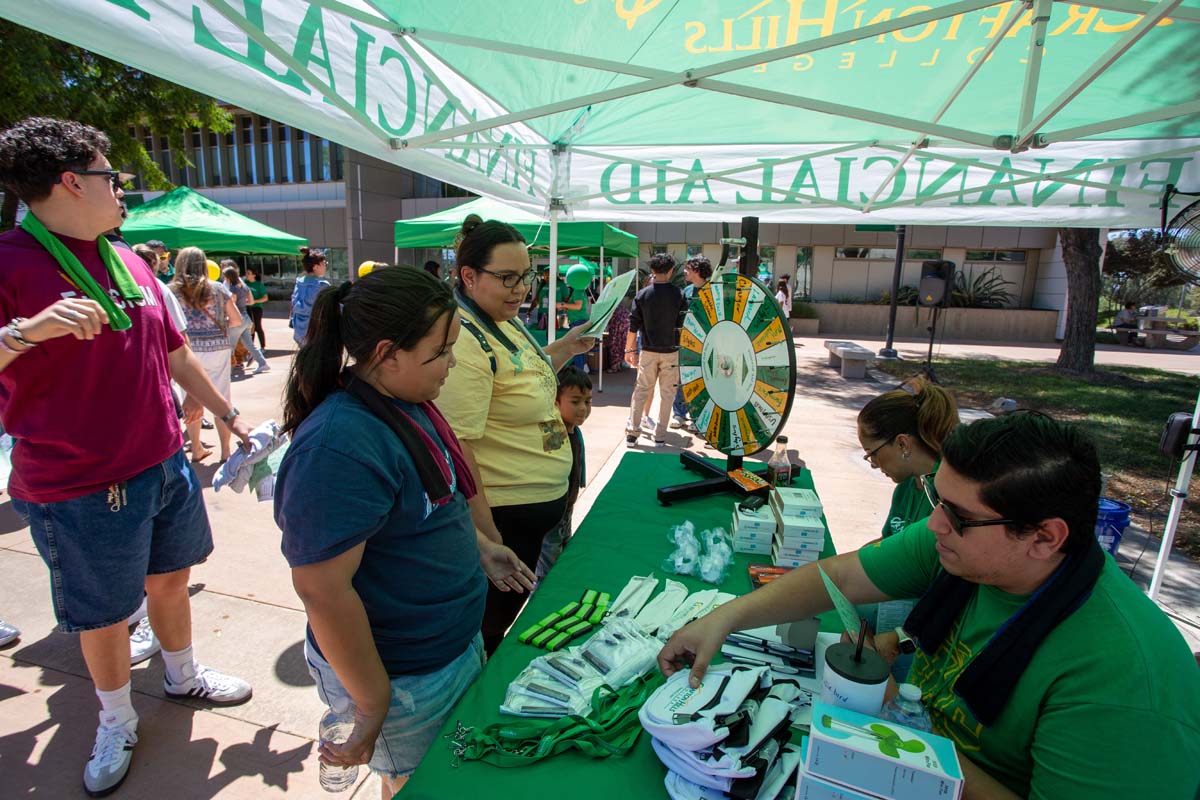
[659,413,1200,800]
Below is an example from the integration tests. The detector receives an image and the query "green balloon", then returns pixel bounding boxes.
[566,264,592,290]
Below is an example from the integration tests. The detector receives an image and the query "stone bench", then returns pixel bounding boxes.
[823,340,874,379]
[1142,329,1200,350]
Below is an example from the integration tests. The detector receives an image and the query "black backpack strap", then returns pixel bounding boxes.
[459,315,496,375]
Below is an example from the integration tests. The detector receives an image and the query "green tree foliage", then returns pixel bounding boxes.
[0,19,231,230]
[1102,229,1184,308]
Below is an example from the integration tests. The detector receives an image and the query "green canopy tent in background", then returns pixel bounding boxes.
[122,186,309,255]
[394,196,637,258]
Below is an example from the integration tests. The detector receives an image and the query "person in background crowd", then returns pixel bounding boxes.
[1113,301,1139,346]
[291,247,330,345]
[0,116,254,797]
[437,214,594,654]
[660,412,1200,800]
[855,376,959,679]
[424,260,441,280]
[171,247,241,463]
[146,239,173,284]
[670,255,712,432]
[243,266,269,350]
[277,267,514,798]
[625,253,687,448]
[774,276,792,319]
[223,262,269,375]
[536,365,591,580]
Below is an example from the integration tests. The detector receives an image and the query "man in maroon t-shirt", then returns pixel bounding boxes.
[0,117,256,797]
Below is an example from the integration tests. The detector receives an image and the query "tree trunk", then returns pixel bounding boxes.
[0,191,17,233]
[1056,227,1103,374]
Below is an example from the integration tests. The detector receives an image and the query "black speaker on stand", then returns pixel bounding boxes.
[738,217,760,278]
[918,260,954,382]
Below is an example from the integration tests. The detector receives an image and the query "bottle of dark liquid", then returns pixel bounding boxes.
[766,435,793,487]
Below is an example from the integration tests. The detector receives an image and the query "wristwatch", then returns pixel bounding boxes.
[219,406,240,425]
[895,626,917,655]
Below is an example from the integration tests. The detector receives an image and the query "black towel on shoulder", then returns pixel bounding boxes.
[903,536,1105,727]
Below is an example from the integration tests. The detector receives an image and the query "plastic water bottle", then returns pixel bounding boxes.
[766,436,793,487]
[880,683,933,732]
[318,707,359,792]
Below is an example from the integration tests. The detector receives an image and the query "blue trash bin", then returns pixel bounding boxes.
[1095,498,1131,556]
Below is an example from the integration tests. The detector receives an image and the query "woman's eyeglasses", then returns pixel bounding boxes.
[474,266,535,289]
[921,473,1014,536]
[862,435,895,463]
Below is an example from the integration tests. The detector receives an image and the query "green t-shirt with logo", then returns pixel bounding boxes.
[246,279,268,302]
[859,520,1200,800]
[882,466,936,539]
[564,289,590,325]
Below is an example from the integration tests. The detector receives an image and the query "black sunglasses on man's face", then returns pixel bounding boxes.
[58,169,135,191]
[921,472,1014,536]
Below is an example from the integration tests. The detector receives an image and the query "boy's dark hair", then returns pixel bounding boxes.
[649,252,676,274]
[685,255,712,280]
[556,365,592,397]
[0,117,110,204]
[146,240,167,250]
[1124,301,1136,310]
[940,412,1101,554]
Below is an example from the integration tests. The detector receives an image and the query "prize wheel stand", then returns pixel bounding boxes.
[657,272,797,505]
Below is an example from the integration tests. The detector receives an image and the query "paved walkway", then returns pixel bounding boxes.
[1,318,1196,798]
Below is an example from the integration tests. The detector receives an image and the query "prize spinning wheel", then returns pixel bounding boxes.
[678,272,796,455]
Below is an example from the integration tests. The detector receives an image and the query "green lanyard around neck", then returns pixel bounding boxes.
[20,212,143,331]
[449,671,663,768]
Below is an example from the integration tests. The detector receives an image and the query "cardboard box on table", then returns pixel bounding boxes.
[802,701,964,800]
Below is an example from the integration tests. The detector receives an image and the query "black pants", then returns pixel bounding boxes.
[483,492,568,654]
[248,305,266,349]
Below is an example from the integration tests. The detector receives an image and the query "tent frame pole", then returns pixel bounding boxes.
[1043,99,1200,144]
[1015,0,1183,149]
[566,142,872,209]
[1016,0,1054,139]
[398,0,1000,150]
[869,142,1194,212]
[548,206,559,344]
[864,0,1026,212]
[597,244,605,393]
[873,143,1164,199]
[200,0,394,148]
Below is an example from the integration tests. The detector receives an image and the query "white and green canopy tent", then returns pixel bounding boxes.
[5,0,1198,324]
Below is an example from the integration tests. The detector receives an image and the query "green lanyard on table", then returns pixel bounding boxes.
[449,671,664,767]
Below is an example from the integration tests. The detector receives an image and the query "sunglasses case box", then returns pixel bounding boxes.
[771,486,824,519]
[805,701,964,800]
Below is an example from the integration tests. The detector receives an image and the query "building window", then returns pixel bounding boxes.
[207,131,222,186]
[686,244,704,259]
[965,249,1026,262]
[795,247,813,301]
[906,249,943,261]
[259,119,274,183]
[758,246,775,279]
[279,123,293,183]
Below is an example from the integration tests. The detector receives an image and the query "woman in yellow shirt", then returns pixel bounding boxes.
[438,214,595,653]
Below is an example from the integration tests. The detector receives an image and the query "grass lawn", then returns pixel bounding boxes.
[875,358,1200,559]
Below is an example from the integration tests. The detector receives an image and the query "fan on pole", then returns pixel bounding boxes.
[1159,184,1200,284]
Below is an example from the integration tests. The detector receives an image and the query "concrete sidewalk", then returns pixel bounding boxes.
[1,318,1196,799]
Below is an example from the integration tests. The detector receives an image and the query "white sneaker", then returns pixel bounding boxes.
[164,662,253,707]
[651,440,666,448]
[129,618,160,665]
[640,417,656,434]
[625,434,639,449]
[84,711,138,797]
[254,364,271,374]
[670,416,688,429]
[0,618,20,647]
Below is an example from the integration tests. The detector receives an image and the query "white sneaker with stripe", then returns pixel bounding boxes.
[84,711,138,797]
[163,662,253,706]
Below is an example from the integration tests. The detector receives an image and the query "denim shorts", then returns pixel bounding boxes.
[305,633,485,778]
[13,448,213,633]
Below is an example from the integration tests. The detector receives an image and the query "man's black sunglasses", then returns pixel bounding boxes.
[60,169,135,191]
[921,472,1014,536]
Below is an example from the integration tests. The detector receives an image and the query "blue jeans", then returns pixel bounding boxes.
[229,321,268,369]
[566,318,589,370]
[672,385,689,420]
[13,448,213,632]
[306,633,485,778]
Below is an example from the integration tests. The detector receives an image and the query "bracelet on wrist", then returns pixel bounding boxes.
[0,330,27,355]
[6,318,37,348]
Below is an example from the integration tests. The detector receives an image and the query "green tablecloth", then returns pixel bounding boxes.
[403,452,839,799]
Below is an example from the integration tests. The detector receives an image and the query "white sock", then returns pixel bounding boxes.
[96,682,137,727]
[161,644,195,684]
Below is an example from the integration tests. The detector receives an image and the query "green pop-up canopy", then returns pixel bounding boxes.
[121,187,309,255]
[394,197,637,258]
